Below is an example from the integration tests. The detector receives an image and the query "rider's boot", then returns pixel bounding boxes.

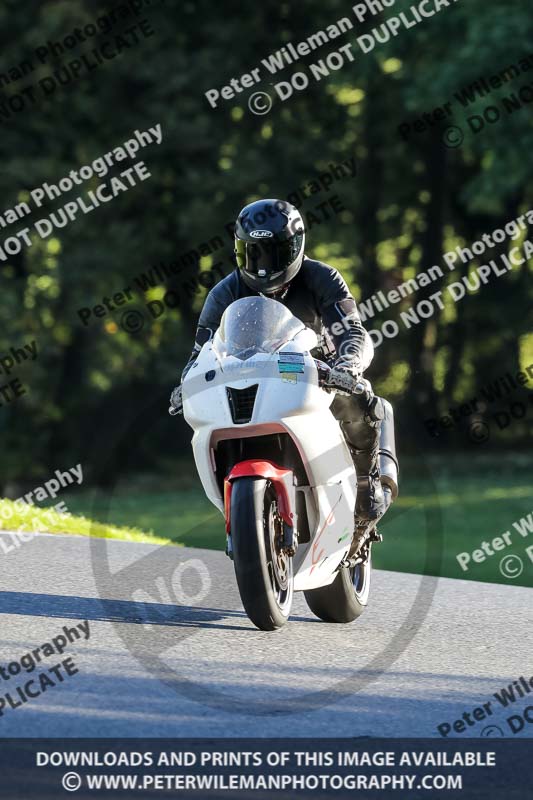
[351,445,385,523]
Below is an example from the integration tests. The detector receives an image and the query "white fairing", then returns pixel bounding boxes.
[182,297,367,591]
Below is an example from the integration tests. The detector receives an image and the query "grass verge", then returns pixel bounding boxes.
[1,453,531,588]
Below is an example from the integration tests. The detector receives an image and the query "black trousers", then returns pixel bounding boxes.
[331,393,380,460]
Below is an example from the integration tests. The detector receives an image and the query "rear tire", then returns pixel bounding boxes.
[304,555,371,623]
[231,477,293,630]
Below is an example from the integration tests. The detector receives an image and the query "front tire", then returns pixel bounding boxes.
[231,477,293,630]
[304,555,371,623]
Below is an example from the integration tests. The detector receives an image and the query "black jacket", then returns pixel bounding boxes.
[182,257,367,378]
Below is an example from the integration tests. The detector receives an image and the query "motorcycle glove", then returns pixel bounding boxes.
[326,366,361,395]
[333,354,363,378]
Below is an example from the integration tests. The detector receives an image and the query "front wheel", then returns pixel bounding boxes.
[231,477,293,630]
[304,554,371,623]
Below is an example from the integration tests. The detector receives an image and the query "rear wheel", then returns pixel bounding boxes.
[304,553,371,623]
[231,477,293,630]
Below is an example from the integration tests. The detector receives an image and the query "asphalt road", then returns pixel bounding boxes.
[0,530,531,739]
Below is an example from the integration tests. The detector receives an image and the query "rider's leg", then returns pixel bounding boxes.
[331,390,385,522]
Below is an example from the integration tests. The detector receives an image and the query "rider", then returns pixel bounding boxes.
[170,199,386,523]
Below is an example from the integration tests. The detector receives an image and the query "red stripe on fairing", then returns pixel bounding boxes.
[309,496,341,575]
[224,459,294,533]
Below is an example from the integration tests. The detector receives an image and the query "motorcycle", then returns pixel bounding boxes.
[180,296,398,631]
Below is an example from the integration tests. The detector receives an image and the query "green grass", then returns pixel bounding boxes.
[2,453,531,588]
[0,498,173,546]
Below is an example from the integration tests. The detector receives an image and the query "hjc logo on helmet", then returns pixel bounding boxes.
[250,230,274,238]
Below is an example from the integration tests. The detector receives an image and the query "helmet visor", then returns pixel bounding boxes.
[235,233,304,281]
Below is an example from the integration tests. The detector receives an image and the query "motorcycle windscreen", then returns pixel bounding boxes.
[213,296,305,360]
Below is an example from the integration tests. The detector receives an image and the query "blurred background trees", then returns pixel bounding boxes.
[1,0,532,488]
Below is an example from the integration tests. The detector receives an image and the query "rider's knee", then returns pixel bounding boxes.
[353,388,384,425]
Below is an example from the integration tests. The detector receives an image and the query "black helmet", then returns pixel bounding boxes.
[234,199,305,294]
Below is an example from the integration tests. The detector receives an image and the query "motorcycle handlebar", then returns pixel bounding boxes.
[174,363,365,413]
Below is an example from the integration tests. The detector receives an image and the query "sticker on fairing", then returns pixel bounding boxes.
[278,352,305,364]
[278,352,305,373]
[282,373,298,384]
[279,362,304,373]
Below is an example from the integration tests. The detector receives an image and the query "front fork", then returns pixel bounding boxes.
[226,520,296,562]
[223,460,298,559]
